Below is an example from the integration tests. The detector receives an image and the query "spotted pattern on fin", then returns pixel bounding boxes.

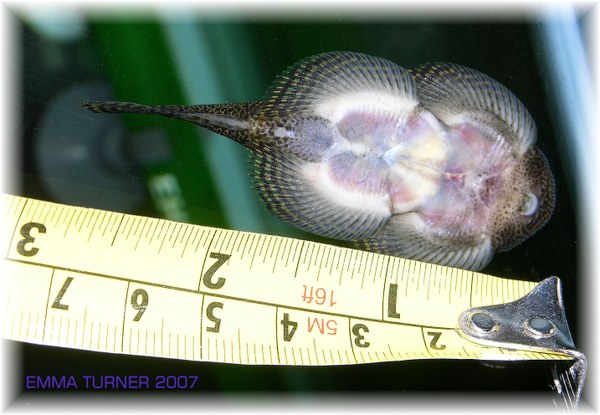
[260,51,419,118]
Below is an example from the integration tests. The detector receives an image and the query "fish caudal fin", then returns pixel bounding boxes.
[82,101,181,117]
[82,100,262,148]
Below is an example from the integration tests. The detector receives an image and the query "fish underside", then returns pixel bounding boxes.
[83,52,555,271]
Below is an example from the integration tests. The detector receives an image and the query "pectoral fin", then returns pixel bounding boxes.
[357,213,494,271]
[260,51,420,119]
[251,149,392,241]
[410,62,536,155]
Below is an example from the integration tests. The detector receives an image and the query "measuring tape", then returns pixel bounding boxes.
[1,194,585,404]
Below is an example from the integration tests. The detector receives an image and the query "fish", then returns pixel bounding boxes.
[83,51,555,271]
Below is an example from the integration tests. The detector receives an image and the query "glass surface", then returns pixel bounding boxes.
[5,4,593,408]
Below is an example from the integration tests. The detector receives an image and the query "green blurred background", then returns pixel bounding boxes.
[8,4,592,406]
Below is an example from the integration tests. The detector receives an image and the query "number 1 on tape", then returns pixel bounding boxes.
[0,194,586,405]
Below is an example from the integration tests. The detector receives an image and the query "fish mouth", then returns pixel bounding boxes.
[478,175,502,207]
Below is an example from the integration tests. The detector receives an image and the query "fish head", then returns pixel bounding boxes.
[491,147,555,251]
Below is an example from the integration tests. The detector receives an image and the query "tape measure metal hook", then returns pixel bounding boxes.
[458,276,586,407]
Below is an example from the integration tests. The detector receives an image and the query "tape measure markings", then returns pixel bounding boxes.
[3,195,25,258]
[5,249,475,334]
[2,195,572,366]
[5,254,467,353]
[4,262,496,361]
[9,202,486,324]
[7,256,453,330]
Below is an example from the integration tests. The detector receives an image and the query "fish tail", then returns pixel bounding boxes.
[82,101,252,127]
[83,100,263,149]
[82,101,181,118]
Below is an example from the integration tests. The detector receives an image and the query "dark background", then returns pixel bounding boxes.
[6,6,588,408]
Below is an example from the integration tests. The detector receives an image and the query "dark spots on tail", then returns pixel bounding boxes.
[81,100,166,115]
[82,100,135,114]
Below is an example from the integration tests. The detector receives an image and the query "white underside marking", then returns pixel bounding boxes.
[314,91,419,122]
[196,113,249,130]
[274,126,288,138]
[302,162,392,218]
